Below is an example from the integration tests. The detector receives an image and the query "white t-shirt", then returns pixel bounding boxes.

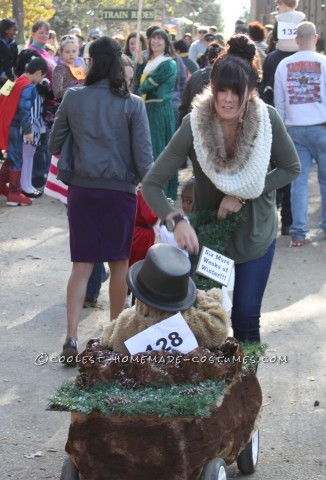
[274,50,326,126]
[189,40,207,63]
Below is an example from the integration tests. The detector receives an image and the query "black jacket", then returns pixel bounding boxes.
[0,38,18,84]
[261,50,293,106]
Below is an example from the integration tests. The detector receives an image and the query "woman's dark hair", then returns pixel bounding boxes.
[27,20,50,46]
[0,18,17,37]
[148,29,175,59]
[31,20,50,33]
[124,32,147,57]
[248,21,266,42]
[265,30,276,54]
[211,34,259,106]
[85,36,129,98]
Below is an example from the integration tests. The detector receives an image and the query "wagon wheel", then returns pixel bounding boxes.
[237,429,259,474]
[60,456,79,480]
[200,457,227,480]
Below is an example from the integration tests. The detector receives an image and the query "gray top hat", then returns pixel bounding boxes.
[127,244,197,312]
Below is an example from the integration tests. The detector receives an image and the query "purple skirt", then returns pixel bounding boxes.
[67,186,137,262]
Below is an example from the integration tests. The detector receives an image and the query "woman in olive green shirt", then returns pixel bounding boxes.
[142,35,300,343]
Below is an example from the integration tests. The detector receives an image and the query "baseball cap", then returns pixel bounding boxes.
[89,28,101,39]
[204,33,215,42]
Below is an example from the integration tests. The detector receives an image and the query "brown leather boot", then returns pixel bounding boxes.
[0,159,10,197]
[6,169,32,206]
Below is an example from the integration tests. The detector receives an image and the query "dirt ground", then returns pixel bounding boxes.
[0,165,325,479]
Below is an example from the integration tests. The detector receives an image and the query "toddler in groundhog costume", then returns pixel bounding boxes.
[101,243,230,354]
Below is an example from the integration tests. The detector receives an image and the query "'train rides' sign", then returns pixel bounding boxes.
[103,9,155,21]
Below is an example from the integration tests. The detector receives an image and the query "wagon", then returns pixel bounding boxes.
[55,340,262,480]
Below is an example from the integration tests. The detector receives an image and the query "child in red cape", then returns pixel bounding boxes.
[129,188,158,267]
[0,57,48,205]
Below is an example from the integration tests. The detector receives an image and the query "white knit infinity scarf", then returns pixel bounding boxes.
[190,89,273,199]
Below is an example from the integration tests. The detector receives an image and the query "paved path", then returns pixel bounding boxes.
[0,165,325,479]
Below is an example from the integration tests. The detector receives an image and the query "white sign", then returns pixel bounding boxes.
[196,246,234,287]
[277,22,298,40]
[124,312,198,355]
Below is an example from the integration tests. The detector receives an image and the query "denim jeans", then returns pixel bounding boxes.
[85,262,107,301]
[231,239,276,343]
[7,125,23,170]
[287,125,326,241]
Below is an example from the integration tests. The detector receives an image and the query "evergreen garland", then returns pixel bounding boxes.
[240,342,267,375]
[48,344,265,418]
[189,209,244,290]
[49,379,226,418]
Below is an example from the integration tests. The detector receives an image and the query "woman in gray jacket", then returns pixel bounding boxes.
[49,36,153,365]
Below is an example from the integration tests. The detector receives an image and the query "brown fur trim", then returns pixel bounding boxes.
[191,87,260,174]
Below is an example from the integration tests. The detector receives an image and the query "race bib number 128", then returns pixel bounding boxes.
[124,312,198,355]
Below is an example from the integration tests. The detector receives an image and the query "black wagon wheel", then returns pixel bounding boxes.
[237,429,259,474]
[60,456,79,480]
[200,457,228,480]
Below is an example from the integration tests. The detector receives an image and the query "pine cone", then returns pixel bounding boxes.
[120,378,139,389]
[180,388,205,396]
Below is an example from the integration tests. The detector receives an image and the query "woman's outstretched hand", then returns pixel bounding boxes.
[174,220,199,254]
[217,195,243,220]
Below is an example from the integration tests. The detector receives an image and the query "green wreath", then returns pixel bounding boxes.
[189,209,244,290]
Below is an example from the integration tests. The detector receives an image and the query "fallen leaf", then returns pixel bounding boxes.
[24,451,43,459]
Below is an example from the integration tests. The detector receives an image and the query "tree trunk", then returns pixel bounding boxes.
[12,0,25,46]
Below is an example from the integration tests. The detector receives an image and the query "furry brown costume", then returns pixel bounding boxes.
[101,288,230,355]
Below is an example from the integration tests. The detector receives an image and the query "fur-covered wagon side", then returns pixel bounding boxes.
[65,373,261,480]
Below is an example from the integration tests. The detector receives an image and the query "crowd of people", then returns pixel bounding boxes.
[0,0,325,364]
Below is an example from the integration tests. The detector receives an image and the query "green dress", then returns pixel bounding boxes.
[136,58,178,199]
